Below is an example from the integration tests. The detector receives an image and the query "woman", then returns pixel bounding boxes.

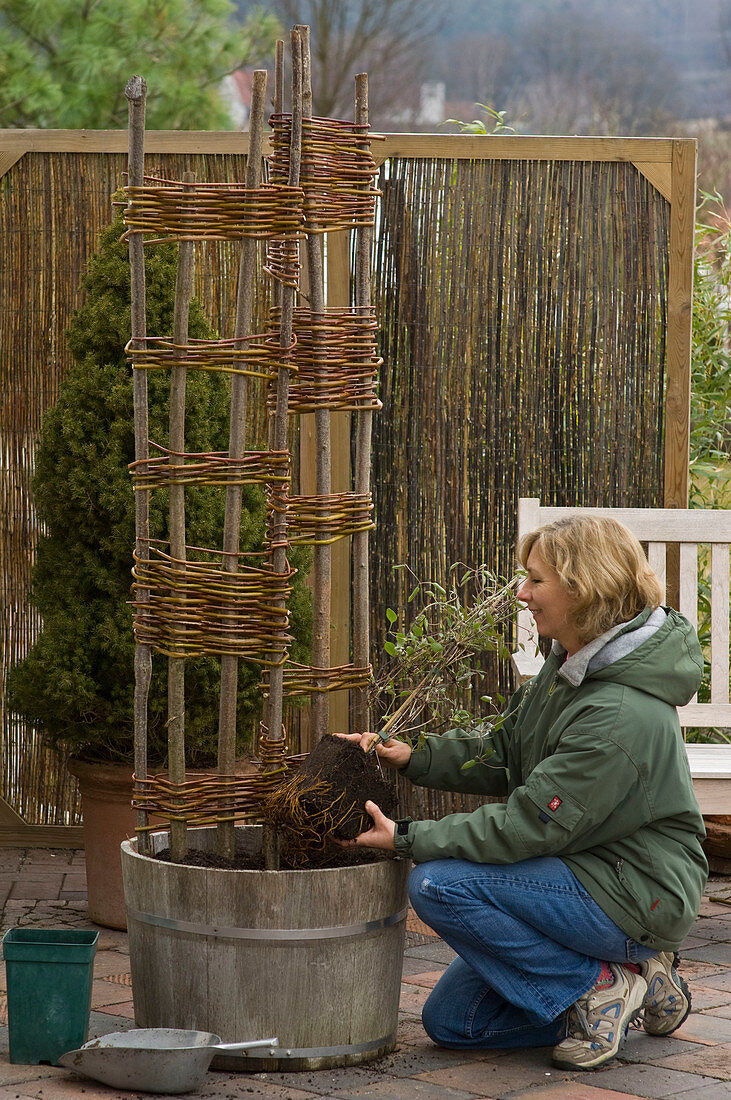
[340,515,708,1071]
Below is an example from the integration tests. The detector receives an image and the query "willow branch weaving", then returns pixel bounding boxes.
[130,445,291,490]
[125,334,296,379]
[272,662,372,697]
[122,176,305,240]
[265,306,381,411]
[264,235,301,288]
[267,490,374,544]
[269,114,381,231]
[131,542,294,662]
[131,730,302,831]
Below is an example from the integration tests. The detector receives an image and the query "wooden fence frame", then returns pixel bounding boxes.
[0,130,696,846]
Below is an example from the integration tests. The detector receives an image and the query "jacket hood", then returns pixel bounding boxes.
[554,607,703,708]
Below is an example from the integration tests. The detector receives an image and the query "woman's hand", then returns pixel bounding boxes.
[334,730,412,770]
[337,800,396,852]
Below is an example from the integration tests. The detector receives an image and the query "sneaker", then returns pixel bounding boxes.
[639,951,691,1035]
[552,963,648,1071]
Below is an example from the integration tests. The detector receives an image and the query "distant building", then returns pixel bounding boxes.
[221,69,255,129]
[418,82,446,127]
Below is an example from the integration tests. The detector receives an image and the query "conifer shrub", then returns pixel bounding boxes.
[7,213,311,764]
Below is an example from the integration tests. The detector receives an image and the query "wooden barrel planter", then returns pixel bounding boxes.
[120,824,409,1071]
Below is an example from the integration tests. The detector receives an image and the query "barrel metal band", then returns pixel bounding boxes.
[126,905,408,941]
[221,1034,395,1061]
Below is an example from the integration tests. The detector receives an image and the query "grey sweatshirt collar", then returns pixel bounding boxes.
[553,606,667,687]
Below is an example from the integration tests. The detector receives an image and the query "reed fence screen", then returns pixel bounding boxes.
[370,153,675,820]
[1,147,272,826]
[0,133,693,831]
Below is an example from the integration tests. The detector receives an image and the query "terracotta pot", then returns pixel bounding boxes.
[67,759,137,931]
[703,815,731,874]
[68,758,256,931]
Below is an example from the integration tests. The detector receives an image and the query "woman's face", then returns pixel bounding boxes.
[517,546,582,655]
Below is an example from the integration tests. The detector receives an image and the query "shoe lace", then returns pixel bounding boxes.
[566,976,632,1044]
[565,996,598,1041]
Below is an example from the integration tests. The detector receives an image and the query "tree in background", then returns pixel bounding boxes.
[440,8,681,136]
[0,0,279,129]
[514,9,681,134]
[689,194,731,511]
[238,0,441,124]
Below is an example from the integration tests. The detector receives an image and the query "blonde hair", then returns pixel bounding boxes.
[518,515,664,645]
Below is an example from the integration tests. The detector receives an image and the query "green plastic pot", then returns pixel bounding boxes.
[2,927,99,1065]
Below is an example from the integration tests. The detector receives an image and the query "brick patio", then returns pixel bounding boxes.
[1,849,730,1099]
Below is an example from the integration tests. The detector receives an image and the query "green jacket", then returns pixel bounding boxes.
[394,607,708,951]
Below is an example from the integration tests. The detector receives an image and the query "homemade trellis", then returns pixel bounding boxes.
[122,29,381,858]
[0,129,696,841]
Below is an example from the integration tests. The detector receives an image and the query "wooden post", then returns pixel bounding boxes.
[325,230,352,735]
[167,171,195,863]
[265,34,302,746]
[216,70,268,860]
[125,76,151,855]
[664,139,696,509]
[664,139,696,610]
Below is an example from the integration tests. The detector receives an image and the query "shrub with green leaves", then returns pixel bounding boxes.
[685,193,730,738]
[7,214,311,764]
[374,566,519,764]
[690,193,731,511]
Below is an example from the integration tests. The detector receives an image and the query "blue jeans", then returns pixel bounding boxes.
[409,856,657,1050]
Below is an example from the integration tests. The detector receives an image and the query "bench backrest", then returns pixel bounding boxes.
[515,498,731,732]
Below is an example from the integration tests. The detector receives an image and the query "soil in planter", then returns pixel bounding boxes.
[153,842,391,871]
[145,737,398,871]
[261,734,398,867]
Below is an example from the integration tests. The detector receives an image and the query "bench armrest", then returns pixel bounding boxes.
[511,649,545,685]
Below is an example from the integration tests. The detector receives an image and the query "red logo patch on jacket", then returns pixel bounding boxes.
[548,796,562,811]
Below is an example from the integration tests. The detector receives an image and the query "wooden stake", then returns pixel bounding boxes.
[167,170,195,863]
[352,73,373,734]
[297,24,331,741]
[216,69,268,861]
[126,75,151,856]
[262,27,304,872]
[271,40,285,314]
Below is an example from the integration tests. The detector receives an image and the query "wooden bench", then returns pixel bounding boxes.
[512,498,731,815]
